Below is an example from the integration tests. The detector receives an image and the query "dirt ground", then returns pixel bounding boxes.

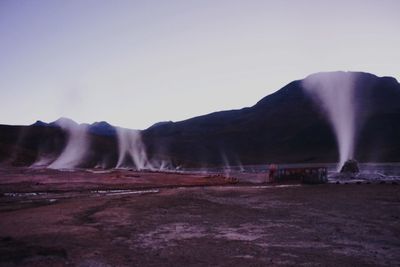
[0,168,400,266]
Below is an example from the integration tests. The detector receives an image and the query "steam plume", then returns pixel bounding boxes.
[302,72,360,170]
[48,118,89,169]
[115,127,151,170]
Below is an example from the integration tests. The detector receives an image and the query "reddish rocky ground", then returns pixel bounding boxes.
[0,168,399,266]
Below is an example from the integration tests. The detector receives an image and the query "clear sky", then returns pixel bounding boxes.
[0,0,399,129]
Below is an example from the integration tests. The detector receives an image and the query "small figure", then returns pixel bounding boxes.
[268,164,277,182]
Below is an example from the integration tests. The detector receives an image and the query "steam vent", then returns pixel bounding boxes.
[340,159,360,173]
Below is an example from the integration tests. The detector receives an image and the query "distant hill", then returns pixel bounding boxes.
[0,120,119,168]
[1,71,399,168]
[142,71,400,167]
[88,121,116,136]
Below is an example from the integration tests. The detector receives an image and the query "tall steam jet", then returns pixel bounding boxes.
[302,72,361,170]
[115,127,151,170]
[48,118,89,169]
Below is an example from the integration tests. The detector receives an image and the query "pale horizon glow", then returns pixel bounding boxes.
[0,0,399,129]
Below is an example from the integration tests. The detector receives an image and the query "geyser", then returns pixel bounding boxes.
[302,72,361,170]
[48,118,89,169]
[340,159,360,174]
[115,127,151,170]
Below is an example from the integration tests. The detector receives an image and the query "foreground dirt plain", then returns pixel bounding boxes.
[0,168,399,266]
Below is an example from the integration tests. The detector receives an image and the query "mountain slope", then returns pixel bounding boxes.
[142,72,400,167]
[0,71,399,168]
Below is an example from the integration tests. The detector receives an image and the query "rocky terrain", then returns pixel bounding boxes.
[0,168,399,266]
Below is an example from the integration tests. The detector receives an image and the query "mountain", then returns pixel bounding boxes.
[0,71,399,168]
[0,119,119,167]
[31,120,49,127]
[142,71,400,166]
[49,117,79,127]
[88,121,116,136]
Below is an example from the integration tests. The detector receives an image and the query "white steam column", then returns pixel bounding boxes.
[302,72,360,170]
[48,118,89,169]
[115,127,151,170]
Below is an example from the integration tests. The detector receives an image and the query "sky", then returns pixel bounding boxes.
[0,0,399,129]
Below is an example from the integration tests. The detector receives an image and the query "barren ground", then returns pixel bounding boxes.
[0,168,399,266]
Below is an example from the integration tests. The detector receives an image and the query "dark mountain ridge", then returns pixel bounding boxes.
[142,71,400,166]
[1,71,399,168]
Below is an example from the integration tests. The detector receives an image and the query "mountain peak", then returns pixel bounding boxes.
[51,117,78,126]
[88,121,116,136]
[91,121,113,127]
[31,120,48,127]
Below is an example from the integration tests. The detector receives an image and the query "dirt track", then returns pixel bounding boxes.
[0,169,400,266]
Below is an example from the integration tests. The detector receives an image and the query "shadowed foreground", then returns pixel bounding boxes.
[0,172,399,266]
